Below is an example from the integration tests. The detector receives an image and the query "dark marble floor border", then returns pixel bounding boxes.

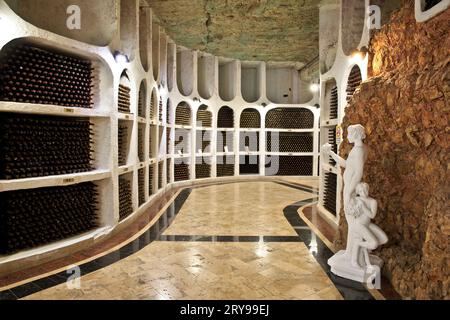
[0,180,372,301]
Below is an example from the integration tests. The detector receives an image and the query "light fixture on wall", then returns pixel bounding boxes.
[350,46,368,64]
[113,51,129,64]
[309,82,320,93]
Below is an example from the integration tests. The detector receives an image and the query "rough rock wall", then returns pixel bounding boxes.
[335,1,449,299]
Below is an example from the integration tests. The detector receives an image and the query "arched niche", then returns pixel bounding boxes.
[167,42,176,92]
[138,80,147,118]
[319,2,340,74]
[323,78,338,120]
[150,87,158,121]
[4,0,118,47]
[152,21,160,81]
[219,59,237,101]
[159,33,167,86]
[197,53,215,99]
[177,47,194,96]
[166,98,172,124]
[241,61,262,103]
[240,108,261,129]
[196,105,212,128]
[266,66,302,104]
[341,0,366,56]
[217,106,234,128]
[139,4,151,72]
[346,65,362,103]
[175,102,192,126]
[119,0,137,61]
[118,70,132,114]
[265,108,314,129]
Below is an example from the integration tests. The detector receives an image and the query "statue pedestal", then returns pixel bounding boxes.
[328,250,383,283]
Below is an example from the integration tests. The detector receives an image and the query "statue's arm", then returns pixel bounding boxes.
[330,151,347,168]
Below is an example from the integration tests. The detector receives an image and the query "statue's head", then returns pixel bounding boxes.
[356,182,369,197]
[347,124,366,143]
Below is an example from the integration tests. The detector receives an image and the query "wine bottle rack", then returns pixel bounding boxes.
[138,168,145,207]
[424,0,442,11]
[148,165,154,196]
[150,91,156,121]
[216,156,235,177]
[0,42,94,109]
[174,128,190,155]
[327,127,337,166]
[197,107,212,127]
[174,160,190,182]
[149,125,155,159]
[118,176,133,221]
[265,156,313,176]
[158,99,163,122]
[166,100,171,124]
[158,161,163,189]
[118,84,131,113]
[138,82,146,118]
[323,172,337,216]
[138,124,145,163]
[217,106,234,128]
[166,159,171,184]
[217,131,234,152]
[240,109,260,128]
[166,128,171,155]
[0,182,99,254]
[176,103,191,126]
[195,157,211,179]
[329,86,338,119]
[196,130,211,153]
[118,122,128,166]
[240,132,260,152]
[265,108,314,129]
[346,65,362,103]
[239,155,260,175]
[266,132,313,153]
[0,113,93,179]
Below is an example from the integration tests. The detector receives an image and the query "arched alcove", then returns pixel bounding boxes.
[118,70,132,114]
[265,108,314,129]
[341,0,366,56]
[152,22,160,81]
[241,62,262,103]
[319,2,339,74]
[4,0,118,46]
[219,59,237,101]
[175,102,192,126]
[196,105,212,128]
[139,5,150,71]
[167,42,176,91]
[159,33,167,85]
[138,80,147,118]
[150,88,158,121]
[346,65,362,103]
[119,0,137,61]
[323,79,338,120]
[197,53,215,99]
[177,47,194,96]
[217,106,234,128]
[240,108,261,129]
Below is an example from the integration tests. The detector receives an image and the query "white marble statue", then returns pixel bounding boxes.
[322,124,388,284]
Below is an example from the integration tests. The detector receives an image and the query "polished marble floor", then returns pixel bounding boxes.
[7,180,360,300]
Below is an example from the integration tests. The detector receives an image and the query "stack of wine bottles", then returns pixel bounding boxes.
[118,124,128,166]
[216,131,233,152]
[346,66,362,103]
[197,109,212,127]
[323,172,337,215]
[216,156,235,177]
[149,126,154,158]
[239,155,259,174]
[166,159,171,184]
[149,94,155,120]
[148,166,154,196]
[217,106,234,128]
[239,132,259,152]
[118,84,131,113]
[174,162,190,182]
[138,85,146,118]
[195,157,211,179]
[196,130,211,153]
[158,161,163,189]
[0,182,98,254]
[329,86,338,119]
[166,129,171,155]
[0,42,94,108]
[240,109,260,128]
[328,127,337,166]
[425,0,442,11]
[0,113,93,179]
[266,132,313,153]
[158,99,163,122]
[118,176,133,221]
[138,168,145,207]
[265,108,314,129]
[138,125,145,163]
[265,156,313,176]
[175,104,191,126]
[166,102,171,124]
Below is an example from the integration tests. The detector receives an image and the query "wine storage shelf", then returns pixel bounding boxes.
[0,182,98,254]
[138,168,145,207]
[265,108,314,129]
[196,130,211,153]
[138,82,146,118]
[265,156,313,176]
[0,42,94,109]
[138,124,145,163]
[217,106,234,128]
[149,90,156,121]
[266,132,313,153]
[239,155,260,175]
[174,161,190,182]
[174,128,190,155]
[118,84,131,114]
[216,155,235,177]
[240,131,260,152]
[240,109,260,128]
[323,172,337,216]
[197,107,212,128]
[217,131,234,152]
[166,158,171,184]
[346,65,362,103]
[195,157,211,179]
[175,103,191,126]
[158,161,163,189]
[118,121,129,167]
[158,99,163,123]
[0,113,93,179]
[118,175,133,221]
[148,165,154,196]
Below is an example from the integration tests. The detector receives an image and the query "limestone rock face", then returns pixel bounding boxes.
[336,1,449,299]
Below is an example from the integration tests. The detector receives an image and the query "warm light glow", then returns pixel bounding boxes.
[350,50,365,64]
[114,51,129,64]
[309,83,320,93]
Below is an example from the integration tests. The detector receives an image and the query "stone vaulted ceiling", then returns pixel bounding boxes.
[148,0,321,67]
